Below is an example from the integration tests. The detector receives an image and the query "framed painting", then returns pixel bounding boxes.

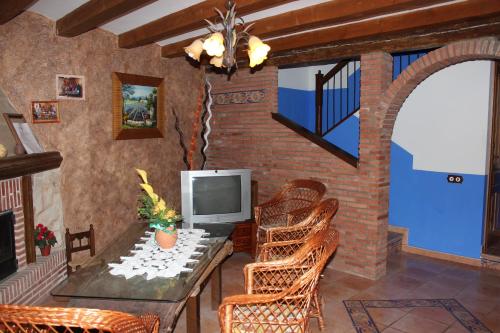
[112,72,164,140]
[31,101,60,124]
[56,74,85,100]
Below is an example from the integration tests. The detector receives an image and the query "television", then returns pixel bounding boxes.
[181,169,251,226]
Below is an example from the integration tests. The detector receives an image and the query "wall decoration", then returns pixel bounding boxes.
[56,74,85,100]
[212,89,265,105]
[112,72,164,140]
[171,108,190,170]
[187,83,205,169]
[200,77,213,170]
[31,101,60,124]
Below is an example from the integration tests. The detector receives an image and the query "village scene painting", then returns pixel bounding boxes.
[121,84,157,129]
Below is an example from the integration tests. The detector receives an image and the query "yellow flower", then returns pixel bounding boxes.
[140,183,158,203]
[165,210,177,219]
[136,168,148,184]
[154,199,167,214]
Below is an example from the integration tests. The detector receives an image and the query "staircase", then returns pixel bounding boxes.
[273,58,361,167]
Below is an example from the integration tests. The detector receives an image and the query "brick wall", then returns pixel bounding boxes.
[0,177,66,304]
[207,55,392,279]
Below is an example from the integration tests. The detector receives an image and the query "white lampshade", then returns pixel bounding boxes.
[203,32,225,57]
[247,36,270,68]
[184,39,204,61]
[210,56,224,68]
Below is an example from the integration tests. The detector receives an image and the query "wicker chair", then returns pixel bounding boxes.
[255,179,326,253]
[257,198,339,261]
[218,227,339,333]
[0,304,160,333]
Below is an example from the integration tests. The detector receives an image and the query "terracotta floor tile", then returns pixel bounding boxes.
[390,313,449,333]
[367,307,408,327]
[443,321,470,333]
[408,307,455,325]
[383,327,406,333]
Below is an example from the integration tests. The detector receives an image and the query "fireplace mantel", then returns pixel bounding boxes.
[0,152,62,180]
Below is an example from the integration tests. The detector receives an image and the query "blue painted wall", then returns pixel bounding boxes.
[389,143,486,258]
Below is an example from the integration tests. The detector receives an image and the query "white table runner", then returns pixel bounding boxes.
[108,228,209,280]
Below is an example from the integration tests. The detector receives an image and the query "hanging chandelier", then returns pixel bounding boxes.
[184,0,271,73]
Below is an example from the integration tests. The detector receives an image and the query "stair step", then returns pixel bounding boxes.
[387,231,403,255]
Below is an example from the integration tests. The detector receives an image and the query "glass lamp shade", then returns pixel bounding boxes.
[203,32,225,57]
[247,36,271,67]
[184,39,204,61]
[210,56,224,68]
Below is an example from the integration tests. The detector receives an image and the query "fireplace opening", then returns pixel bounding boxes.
[0,210,17,281]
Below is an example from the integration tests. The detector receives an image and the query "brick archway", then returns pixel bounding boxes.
[380,37,500,139]
[374,37,499,265]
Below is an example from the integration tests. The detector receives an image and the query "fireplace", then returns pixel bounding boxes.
[0,210,17,281]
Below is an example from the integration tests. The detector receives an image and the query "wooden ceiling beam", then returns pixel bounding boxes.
[161,0,452,58]
[56,0,157,37]
[0,0,37,25]
[266,0,500,54]
[266,19,500,67]
[119,0,293,49]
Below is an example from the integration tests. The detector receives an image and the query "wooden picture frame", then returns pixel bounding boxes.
[31,101,60,124]
[112,72,164,140]
[56,74,85,100]
[2,113,26,147]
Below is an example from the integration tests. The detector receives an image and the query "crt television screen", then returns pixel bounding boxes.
[192,175,241,215]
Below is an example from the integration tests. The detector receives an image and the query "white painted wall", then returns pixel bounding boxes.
[392,61,492,175]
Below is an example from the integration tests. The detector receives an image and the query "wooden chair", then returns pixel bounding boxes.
[257,198,339,260]
[0,304,160,333]
[218,227,339,333]
[255,179,326,229]
[65,224,96,275]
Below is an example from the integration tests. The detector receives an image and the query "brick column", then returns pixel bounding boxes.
[357,51,393,279]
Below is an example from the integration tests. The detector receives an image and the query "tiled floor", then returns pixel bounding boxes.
[171,252,500,333]
[43,251,500,333]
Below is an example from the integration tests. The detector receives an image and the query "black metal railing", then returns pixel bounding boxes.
[315,58,360,136]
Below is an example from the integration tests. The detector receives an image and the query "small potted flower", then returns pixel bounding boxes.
[34,224,57,256]
[136,169,182,249]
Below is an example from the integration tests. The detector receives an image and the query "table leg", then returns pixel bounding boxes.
[187,294,200,333]
[211,264,222,310]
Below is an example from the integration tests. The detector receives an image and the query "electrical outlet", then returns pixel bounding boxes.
[447,175,463,184]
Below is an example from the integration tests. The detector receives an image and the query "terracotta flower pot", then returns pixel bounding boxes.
[40,246,51,256]
[155,229,177,249]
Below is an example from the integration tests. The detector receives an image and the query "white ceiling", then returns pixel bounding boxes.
[28,0,332,47]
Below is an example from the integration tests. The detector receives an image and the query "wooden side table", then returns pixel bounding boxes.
[230,220,256,257]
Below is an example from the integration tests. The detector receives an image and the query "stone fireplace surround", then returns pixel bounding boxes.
[0,176,66,304]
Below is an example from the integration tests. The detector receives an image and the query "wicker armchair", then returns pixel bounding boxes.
[0,304,160,333]
[257,198,339,260]
[254,179,326,229]
[218,227,339,333]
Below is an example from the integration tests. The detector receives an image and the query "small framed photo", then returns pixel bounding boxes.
[56,74,85,100]
[31,101,60,124]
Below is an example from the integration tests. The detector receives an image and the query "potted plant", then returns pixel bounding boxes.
[136,169,182,249]
[34,224,57,256]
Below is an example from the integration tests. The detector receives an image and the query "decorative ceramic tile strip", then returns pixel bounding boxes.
[343,299,492,333]
[212,89,265,105]
[109,229,209,280]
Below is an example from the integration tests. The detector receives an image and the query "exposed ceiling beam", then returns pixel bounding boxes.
[119,0,294,49]
[0,0,37,25]
[267,18,500,67]
[56,0,157,37]
[161,0,452,58]
[266,0,500,55]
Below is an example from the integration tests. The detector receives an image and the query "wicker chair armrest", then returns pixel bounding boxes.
[244,257,308,294]
[267,224,312,243]
[258,238,306,262]
[255,200,289,227]
[220,292,280,306]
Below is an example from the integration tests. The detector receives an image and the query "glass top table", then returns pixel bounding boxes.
[51,222,234,302]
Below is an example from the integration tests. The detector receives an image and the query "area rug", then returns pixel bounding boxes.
[343,299,492,333]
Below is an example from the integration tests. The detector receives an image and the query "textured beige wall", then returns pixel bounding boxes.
[0,12,204,252]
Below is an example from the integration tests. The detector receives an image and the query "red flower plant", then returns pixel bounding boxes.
[34,224,57,249]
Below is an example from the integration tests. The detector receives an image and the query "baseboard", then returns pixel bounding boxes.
[388,225,481,267]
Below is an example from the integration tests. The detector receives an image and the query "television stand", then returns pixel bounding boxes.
[230,219,256,258]
[230,180,258,258]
